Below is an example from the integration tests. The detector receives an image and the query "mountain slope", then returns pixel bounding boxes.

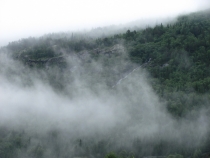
[1,9,210,158]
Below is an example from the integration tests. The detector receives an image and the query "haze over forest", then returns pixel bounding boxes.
[1,1,210,158]
[1,0,210,47]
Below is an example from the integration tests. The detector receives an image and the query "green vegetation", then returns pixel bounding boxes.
[1,9,210,158]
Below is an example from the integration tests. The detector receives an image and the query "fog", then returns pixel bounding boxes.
[1,0,210,47]
[0,44,209,157]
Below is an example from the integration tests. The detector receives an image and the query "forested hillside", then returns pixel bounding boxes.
[5,9,210,94]
[1,9,210,158]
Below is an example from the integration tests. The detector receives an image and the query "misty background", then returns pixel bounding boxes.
[1,0,210,158]
[1,0,210,47]
[0,42,210,157]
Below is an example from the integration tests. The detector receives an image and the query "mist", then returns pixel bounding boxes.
[0,43,210,157]
[1,0,210,47]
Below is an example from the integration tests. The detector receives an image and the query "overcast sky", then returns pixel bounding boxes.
[0,0,210,46]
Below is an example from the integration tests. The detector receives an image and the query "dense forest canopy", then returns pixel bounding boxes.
[0,9,210,158]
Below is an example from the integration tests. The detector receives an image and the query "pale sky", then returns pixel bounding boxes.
[0,0,210,46]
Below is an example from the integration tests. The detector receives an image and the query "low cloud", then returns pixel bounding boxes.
[0,46,209,157]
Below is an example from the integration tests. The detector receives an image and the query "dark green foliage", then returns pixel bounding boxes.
[1,8,210,158]
[105,152,135,158]
[0,129,29,158]
[30,144,44,158]
[105,152,118,158]
[167,154,184,158]
[124,10,210,94]
[193,149,202,158]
